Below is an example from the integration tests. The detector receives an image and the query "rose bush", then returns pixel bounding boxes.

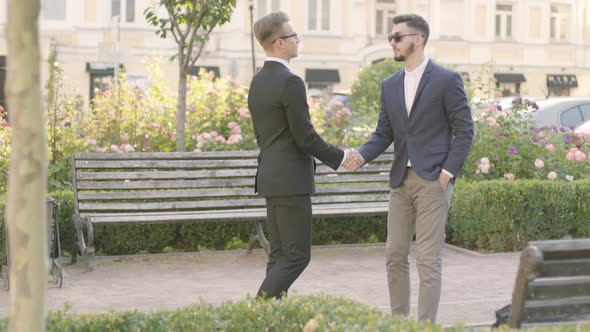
[463,97,589,181]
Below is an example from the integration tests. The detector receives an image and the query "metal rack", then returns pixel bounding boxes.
[2,197,63,289]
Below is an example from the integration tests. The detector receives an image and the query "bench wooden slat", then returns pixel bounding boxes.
[77,184,390,201]
[540,259,590,277]
[74,151,395,161]
[528,277,590,300]
[77,174,389,190]
[75,164,392,181]
[530,239,590,258]
[76,159,260,169]
[523,296,590,323]
[84,202,389,224]
[79,194,389,212]
[78,178,254,190]
[75,151,261,160]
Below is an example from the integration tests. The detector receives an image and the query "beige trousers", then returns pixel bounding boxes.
[386,168,453,323]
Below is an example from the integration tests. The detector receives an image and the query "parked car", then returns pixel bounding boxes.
[575,119,590,135]
[527,97,590,129]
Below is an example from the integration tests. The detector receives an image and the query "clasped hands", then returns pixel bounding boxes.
[342,149,364,172]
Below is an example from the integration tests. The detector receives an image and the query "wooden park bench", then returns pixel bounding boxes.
[72,150,393,260]
[507,238,590,328]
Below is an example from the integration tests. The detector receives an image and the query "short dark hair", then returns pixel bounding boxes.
[393,14,430,46]
[253,11,290,50]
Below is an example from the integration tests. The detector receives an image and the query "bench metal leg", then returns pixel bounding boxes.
[75,216,95,271]
[2,221,9,290]
[247,221,269,255]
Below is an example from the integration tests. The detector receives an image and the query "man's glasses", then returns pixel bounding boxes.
[387,33,422,43]
[271,33,298,44]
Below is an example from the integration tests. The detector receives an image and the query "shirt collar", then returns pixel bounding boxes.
[265,57,291,71]
[405,57,429,77]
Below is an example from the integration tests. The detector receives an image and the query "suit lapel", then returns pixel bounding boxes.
[409,60,434,119]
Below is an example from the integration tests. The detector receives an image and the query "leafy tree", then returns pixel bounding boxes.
[350,59,403,126]
[5,0,49,330]
[144,0,237,151]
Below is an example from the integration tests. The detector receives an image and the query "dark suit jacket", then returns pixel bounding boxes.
[358,60,474,189]
[248,61,344,197]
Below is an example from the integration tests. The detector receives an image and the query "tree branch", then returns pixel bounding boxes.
[165,3,188,57]
[189,22,216,67]
[186,0,209,67]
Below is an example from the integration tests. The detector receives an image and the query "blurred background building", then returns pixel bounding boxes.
[0,0,589,109]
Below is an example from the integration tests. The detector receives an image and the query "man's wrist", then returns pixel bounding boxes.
[339,150,348,168]
[442,169,454,178]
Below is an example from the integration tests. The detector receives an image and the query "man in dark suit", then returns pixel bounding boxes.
[348,14,474,322]
[248,11,359,299]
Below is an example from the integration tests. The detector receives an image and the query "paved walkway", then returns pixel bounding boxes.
[0,244,520,327]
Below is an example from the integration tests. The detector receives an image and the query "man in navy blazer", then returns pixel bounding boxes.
[348,14,474,322]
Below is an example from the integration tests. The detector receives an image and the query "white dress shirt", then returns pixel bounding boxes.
[404,57,454,178]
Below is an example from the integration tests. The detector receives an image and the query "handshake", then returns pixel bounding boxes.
[342,149,365,172]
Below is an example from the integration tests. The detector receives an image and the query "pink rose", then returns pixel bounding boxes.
[574,150,587,161]
[534,159,544,168]
[226,134,243,144]
[486,117,499,127]
[504,173,515,180]
[547,171,557,180]
[545,144,555,152]
[231,125,242,135]
[227,122,237,129]
[566,148,577,160]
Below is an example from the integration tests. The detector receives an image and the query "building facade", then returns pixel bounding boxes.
[0,0,589,109]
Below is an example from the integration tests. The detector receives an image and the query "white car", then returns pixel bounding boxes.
[528,97,590,129]
[575,119,590,135]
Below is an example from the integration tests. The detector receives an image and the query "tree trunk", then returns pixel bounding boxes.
[5,0,49,331]
[176,63,187,152]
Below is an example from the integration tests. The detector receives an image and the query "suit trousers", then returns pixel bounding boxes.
[386,168,453,322]
[256,194,312,299]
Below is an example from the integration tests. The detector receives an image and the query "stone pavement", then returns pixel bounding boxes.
[0,244,520,327]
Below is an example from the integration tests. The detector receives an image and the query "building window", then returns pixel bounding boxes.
[0,56,6,112]
[305,69,340,94]
[308,0,330,32]
[257,0,280,18]
[188,66,220,79]
[495,4,513,40]
[112,0,135,22]
[43,0,66,20]
[547,74,577,96]
[375,0,396,36]
[440,0,462,39]
[494,73,526,97]
[550,4,569,42]
[86,63,117,103]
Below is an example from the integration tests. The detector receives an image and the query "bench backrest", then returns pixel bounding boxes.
[71,151,394,222]
[508,238,590,327]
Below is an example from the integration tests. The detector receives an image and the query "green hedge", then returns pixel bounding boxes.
[0,192,387,261]
[1,179,589,260]
[448,179,590,252]
[1,295,588,331]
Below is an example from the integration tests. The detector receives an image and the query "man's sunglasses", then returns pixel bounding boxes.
[271,33,298,44]
[387,33,422,43]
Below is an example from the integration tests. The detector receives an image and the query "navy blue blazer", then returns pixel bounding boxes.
[358,60,474,189]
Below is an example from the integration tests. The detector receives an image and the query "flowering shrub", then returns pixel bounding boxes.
[0,60,366,191]
[0,106,9,192]
[463,97,589,181]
